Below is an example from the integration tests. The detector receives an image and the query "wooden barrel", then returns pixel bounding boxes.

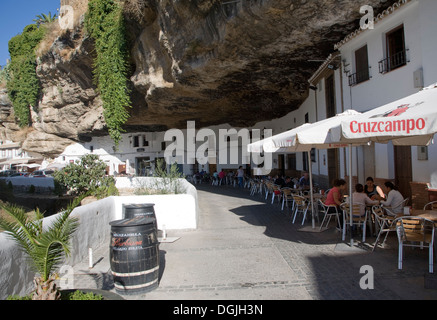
[123,203,157,229]
[109,216,159,295]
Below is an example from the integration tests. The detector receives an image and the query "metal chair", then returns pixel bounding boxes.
[383,198,409,216]
[271,184,282,204]
[281,188,294,211]
[292,195,309,225]
[372,205,397,252]
[318,199,341,231]
[249,179,261,196]
[264,182,273,201]
[395,216,435,273]
[424,201,437,210]
[341,203,367,242]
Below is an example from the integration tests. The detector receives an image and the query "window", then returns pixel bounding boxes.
[287,154,296,170]
[325,75,336,118]
[133,136,139,148]
[143,135,149,147]
[349,45,370,86]
[379,25,407,73]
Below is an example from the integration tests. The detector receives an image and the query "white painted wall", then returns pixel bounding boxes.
[337,0,437,182]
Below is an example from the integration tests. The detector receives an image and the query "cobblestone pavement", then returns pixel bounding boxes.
[71,183,437,300]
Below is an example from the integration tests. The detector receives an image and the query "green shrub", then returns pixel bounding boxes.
[60,290,104,300]
[53,154,116,197]
[7,24,46,127]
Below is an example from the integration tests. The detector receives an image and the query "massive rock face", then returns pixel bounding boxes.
[1,0,397,157]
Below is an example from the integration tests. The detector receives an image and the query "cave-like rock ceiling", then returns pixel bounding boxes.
[119,0,397,131]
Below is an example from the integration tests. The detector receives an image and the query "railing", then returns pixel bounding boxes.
[379,50,407,74]
[348,68,370,86]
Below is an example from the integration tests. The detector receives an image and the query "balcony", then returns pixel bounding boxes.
[379,50,407,74]
[348,68,370,87]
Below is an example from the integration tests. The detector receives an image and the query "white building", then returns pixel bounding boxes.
[0,140,41,172]
[301,0,437,200]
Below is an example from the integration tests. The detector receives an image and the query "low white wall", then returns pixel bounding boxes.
[0,178,197,299]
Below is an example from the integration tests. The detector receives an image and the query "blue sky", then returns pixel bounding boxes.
[0,0,61,67]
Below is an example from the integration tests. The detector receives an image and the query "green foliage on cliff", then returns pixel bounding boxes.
[7,24,45,127]
[85,0,131,146]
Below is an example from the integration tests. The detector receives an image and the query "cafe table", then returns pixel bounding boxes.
[405,210,437,223]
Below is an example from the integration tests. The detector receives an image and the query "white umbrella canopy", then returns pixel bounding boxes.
[333,83,437,146]
[248,110,363,231]
[273,109,362,150]
[247,123,312,154]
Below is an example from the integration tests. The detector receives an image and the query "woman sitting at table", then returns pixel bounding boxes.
[352,183,379,216]
[364,177,385,200]
[380,181,405,215]
[325,179,346,213]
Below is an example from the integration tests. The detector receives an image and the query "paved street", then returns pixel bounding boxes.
[72,183,437,300]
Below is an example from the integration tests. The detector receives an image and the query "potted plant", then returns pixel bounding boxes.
[0,196,83,300]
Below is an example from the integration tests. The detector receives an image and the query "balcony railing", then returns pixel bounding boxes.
[379,50,407,74]
[348,68,370,86]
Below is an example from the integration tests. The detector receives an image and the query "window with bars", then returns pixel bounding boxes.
[379,25,407,74]
[348,45,370,86]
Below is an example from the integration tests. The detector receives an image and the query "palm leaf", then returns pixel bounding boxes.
[0,196,82,281]
[0,203,39,254]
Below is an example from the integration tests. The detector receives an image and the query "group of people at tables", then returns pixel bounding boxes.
[265,173,406,219]
[324,177,405,217]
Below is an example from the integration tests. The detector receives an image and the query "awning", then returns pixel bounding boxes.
[15,163,40,169]
[333,83,437,146]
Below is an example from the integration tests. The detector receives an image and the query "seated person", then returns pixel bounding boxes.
[352,183,379,216]
[324,179,347,224]
[380,181,405,215]
[364,177,385,200]
[299,171,311,189]
[274,175,285,188]
[283,176,294,188]
[218,169,226,180]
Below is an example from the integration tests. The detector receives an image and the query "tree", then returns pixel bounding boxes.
[33,12,57,26]
[0,197,83,300]
[53,154,116,196]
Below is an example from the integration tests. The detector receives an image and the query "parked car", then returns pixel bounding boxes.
[0,170,17,177]
[29,170,55,177]
[10,172,29,177]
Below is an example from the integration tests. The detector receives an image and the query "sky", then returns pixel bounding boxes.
[0,0,61,67]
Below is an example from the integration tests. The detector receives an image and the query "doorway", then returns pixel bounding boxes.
[394,146,412,204]
[278,154,285,177]
[136,157,151,176]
